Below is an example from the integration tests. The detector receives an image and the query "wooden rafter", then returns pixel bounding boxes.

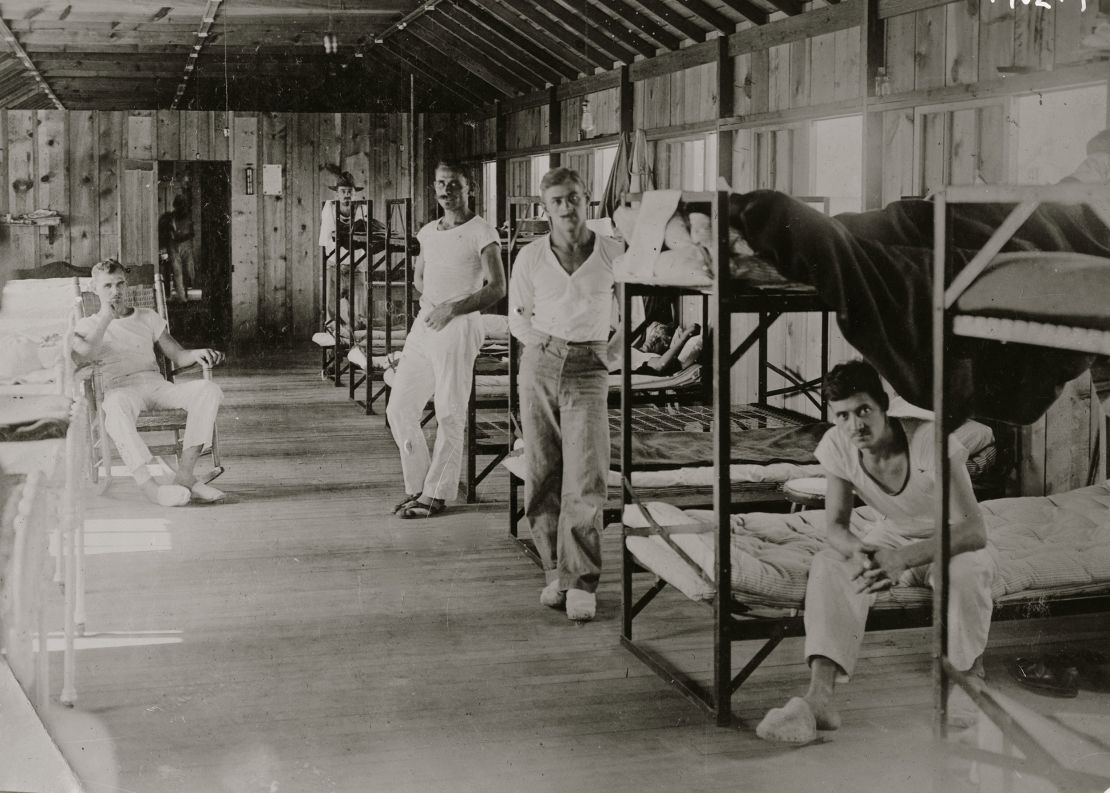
[633,0,708,43]
[439,2,574,83]
[408,16,534,94]
[756,0,804,16]
[170,0,223,109]
[463,0,595,77]
[716,0,773,24]
[394,25,519,97]
[496,0,614,71]
[682,0,740,33]
[549,0,655,61]
[376,38,493,107]
[589,0,680,51]
[0,14,61,107]
[420,13,555,89]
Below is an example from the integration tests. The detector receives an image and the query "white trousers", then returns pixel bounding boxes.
[804,523,996,678]
[386,311,484,501]
[102,372,223,484]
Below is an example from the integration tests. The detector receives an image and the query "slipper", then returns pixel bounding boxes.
[398,499,445,519]
[156,484,192,507]
[189,481,226,503]
[540,576,566,609]
[756,697,818,744]
[565,588,595,621]
[1006,656,1079,698]
[1047,649,1110,693]
[393,493,422,514]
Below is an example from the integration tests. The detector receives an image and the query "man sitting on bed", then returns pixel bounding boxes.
[757,359,995,744]
[74,259,225,507]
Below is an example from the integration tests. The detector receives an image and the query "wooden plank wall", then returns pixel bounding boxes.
[884,0,1099,92]
[0,109,457,346]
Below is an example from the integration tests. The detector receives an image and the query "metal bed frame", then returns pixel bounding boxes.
[351,198,414,415]
[931,182,1110,790]
[618,190,834,727]
[318,198,369,387]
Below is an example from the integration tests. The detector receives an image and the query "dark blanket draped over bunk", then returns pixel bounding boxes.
[728,191,1110,425]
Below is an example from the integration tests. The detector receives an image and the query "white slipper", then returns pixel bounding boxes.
[540,578,566,609]
[156,485,192,507]
[565,589,596,621]
[190,481,226,503]
[756,697,818,744]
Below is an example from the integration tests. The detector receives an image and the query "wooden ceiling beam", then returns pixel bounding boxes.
[540,0,644,63]
[496,0,613,71]
[375,39,492,108]
[438,2,572,84]
[454,0,587,79]
[553,0,657,60]
[715,0,773,24]
[421,9,558,88]
[389,29,509,101]
[406,17,532,95]
[633,0,708,42]
[753,0,804,15]
[678,0,739,33]
[0,13,61,107]
[467,0,594,76]
[589,0,679,51]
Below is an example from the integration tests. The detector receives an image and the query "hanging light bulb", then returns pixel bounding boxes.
[323,31,338,54]
[579,97,595,140]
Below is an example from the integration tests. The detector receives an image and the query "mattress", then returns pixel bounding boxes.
[313,328,406,348]
[624,482,1110,608]
[474,363,701,398]
[347,347,399,373]
[501,450,820,490]
[956,252,1110,331]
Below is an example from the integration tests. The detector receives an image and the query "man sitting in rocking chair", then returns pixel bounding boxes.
[74,259,226,507]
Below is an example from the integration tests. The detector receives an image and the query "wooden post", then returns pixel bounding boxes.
[495,100,508,230]
[862,0,884,209]
[548,86,562,168]
[619,64,634,135]
[717,36,735,186]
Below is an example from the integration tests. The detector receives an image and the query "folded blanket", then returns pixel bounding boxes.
[728,191,1107,425]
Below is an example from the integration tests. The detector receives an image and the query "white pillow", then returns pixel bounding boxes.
[677,335,703,369]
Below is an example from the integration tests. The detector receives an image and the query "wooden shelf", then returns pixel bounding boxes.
[0,215,62,227]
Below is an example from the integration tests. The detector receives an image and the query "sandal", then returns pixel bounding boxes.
[393,493,422,514]
[1006,655,1080,698]
[398,499,445,519]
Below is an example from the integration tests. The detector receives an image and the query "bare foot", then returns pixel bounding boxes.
[803,695,842,731]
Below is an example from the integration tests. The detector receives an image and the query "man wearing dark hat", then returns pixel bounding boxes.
[319,169,369,330]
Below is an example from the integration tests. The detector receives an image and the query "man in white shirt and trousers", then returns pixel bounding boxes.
[508,167,623,622]
[387,161,504,518]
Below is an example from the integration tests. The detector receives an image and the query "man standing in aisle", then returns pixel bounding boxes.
[387,161,504,518]
[508,167,623,622]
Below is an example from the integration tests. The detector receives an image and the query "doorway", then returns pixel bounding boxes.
[157,161,232,348]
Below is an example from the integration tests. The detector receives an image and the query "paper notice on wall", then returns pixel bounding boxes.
[263,164,283,196]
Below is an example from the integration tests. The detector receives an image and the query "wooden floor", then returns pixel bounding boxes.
[40,348,1110,793]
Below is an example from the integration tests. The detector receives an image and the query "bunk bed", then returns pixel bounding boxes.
[618,185,1110,733]
[313,198,371,387]
[930,183,1110,789]
[345,198,416,414]
[501,190,833,566]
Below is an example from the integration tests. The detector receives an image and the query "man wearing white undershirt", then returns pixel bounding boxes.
[508,167,624,622]
[387,161,504,518]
